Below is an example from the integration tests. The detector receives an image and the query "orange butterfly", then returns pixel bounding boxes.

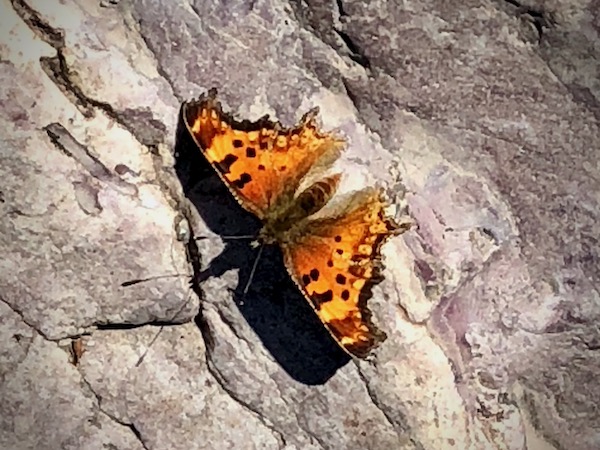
[183,89,407,358]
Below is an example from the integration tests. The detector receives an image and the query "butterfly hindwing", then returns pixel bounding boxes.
[183,90,344,218]
[282,187,400,358]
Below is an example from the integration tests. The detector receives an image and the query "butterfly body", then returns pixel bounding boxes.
[183,89,407,358]
[256,175,341,247]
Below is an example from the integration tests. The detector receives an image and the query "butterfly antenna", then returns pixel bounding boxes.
[242,244,264,295]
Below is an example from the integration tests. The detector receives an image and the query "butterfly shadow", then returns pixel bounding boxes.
[174,106,350,385]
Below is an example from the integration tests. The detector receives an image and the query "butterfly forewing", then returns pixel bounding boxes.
[183,91,344,218]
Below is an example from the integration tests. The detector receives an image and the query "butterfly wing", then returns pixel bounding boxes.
[282,187,405,358]
[183,90,344,219]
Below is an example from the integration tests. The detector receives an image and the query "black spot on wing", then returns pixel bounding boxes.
[215,154,238,174]
[246,147,256,158]
[232,172,252,189]
[233,139,243,148]
[341,290,350,300]
[310,268,320,281]
[302,274,311,286]
[312,290,333,308]
[335,274,346,285]
[349,265,366,277]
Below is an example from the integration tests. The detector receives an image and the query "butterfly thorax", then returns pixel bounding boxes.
[257,175,341,246]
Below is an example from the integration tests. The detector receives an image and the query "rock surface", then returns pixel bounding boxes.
[1,0,599,449]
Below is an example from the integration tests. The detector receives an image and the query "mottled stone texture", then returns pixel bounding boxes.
[1,0,598,449]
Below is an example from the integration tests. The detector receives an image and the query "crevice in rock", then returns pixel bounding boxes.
[95,322,146,331]
[128,16,179,102]
[92,289,198,358]
[38,52,111,119]
[0,294,50,340]
[37,53,90,116]
[80,377,151,450]
[8,332,34,365]
[44,123,134,191]
[196,309,288,447]
[12,0,166,147]
[272,382,327,450]
[340,77,362,112]
[332,0,371,69]
[185,231,204,298]
[203,354,288,448]
[334,0,347,17]
[582,338,600,351]
[356,368,425,450]
[5,205,55,218]
[94,320,188,331]
[213,303,248,343]
[502,0,555,44]
[126,422,150,450]
[194,309,216,353]
[40,53,166,147]
[10,0,64,48]
[99,0,121,8]
[334,29,371,69]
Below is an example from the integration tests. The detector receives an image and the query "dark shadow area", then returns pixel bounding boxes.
[174,102,350,385]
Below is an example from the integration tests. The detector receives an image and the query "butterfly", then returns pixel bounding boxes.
[182,89,407,358]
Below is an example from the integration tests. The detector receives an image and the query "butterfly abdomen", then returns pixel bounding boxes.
[295,174,341,217]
